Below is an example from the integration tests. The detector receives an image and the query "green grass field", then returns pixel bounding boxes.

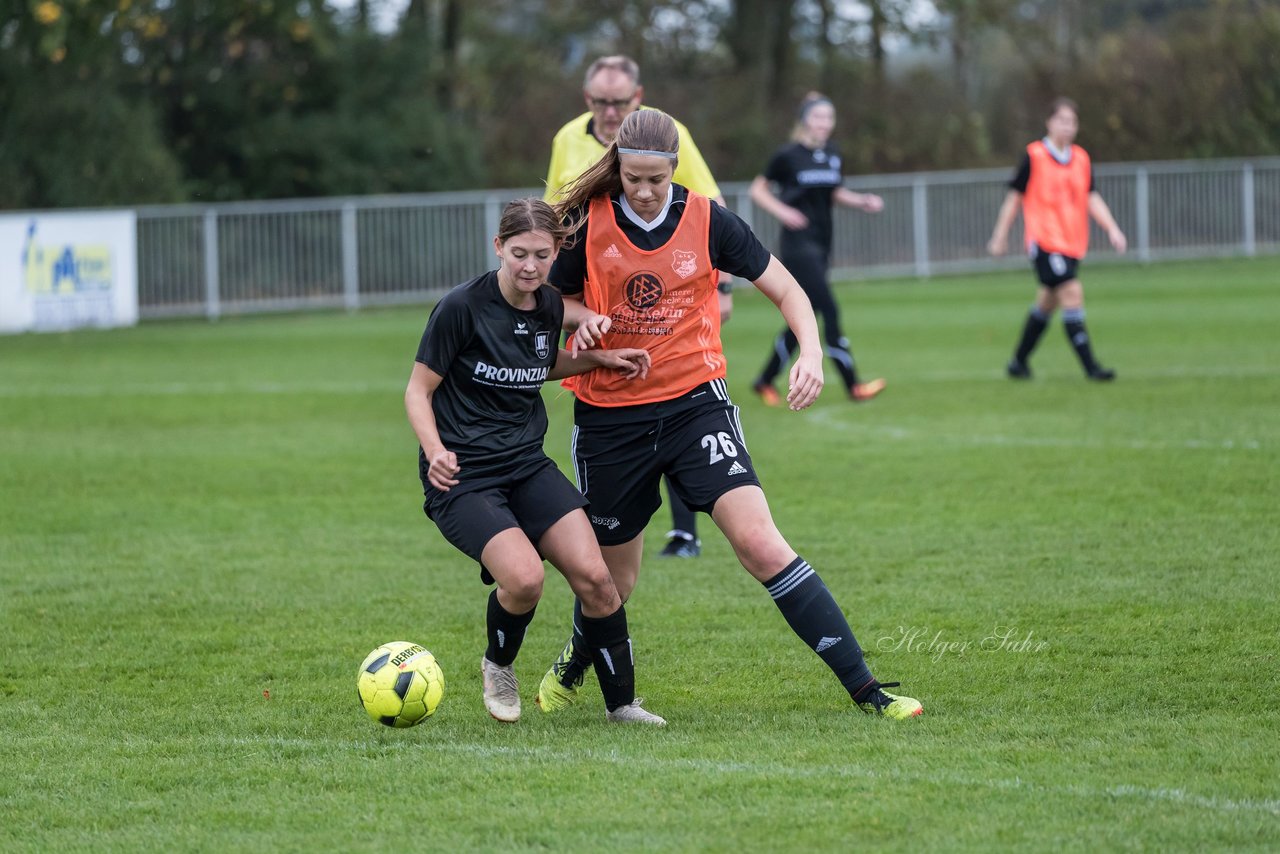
[2,257,1278,851]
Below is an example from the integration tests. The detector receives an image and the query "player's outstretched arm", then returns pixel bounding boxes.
[549,347,650,381]
[750,175,809,231]
[752,255,824,410]
[560,295,611,356]
[835,186,884,213]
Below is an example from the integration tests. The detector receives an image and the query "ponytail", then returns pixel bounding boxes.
[554,109,681,233]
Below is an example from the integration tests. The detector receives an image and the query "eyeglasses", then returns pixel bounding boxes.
[588,94,637,111]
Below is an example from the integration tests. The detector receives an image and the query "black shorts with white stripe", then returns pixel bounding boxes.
[1030,245,1080,287]
[570,379,761,545]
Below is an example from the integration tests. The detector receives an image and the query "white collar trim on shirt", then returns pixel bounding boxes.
[1041,137,1072,165]
[618,185,674,232]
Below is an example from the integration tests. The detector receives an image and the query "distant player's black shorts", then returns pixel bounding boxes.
[571,378,761,546]
[1031,246,1080,287]
[422,455,587,584]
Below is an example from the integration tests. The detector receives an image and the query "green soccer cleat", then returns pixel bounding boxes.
[855,681,923,720]
[535,638,584,713]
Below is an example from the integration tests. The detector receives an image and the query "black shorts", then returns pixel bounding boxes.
[422,456,587,583]
[1031,246,1080,287]
[571,378,761,546]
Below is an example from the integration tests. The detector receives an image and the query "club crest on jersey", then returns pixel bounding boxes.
[624,270,664,311]
[535,330,550,359]
[671,250,698,279]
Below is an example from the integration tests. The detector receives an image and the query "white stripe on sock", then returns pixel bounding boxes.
[767,563,814,599]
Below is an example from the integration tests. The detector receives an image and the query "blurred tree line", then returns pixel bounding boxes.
[1,0,1277,210]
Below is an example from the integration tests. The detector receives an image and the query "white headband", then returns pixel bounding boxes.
[617,147,677,159]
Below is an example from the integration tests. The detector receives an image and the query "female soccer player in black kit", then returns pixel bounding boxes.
[751,92,887,405]
[404,198,665,725]
[533,109,922,721]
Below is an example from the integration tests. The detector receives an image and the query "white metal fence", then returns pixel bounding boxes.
[134,157,1280,319]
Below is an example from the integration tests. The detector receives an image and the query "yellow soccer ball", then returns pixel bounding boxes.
[357,641,445,727]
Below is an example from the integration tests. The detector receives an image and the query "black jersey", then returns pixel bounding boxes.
[550,185,772,295]
[414,271,563,479]
[762,141,843,251]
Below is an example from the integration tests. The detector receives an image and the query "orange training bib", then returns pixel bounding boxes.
[565,192,725,406]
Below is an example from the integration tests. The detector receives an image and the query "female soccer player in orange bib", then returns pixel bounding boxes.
[988,97,1127,381]
[536,109,923,721]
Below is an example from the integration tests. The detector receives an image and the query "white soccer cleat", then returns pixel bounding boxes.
[605,698,667,726]
[481,657,521,723]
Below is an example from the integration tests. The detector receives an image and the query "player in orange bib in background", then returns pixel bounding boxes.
[988,97,1127,381]
[536,108,923,722]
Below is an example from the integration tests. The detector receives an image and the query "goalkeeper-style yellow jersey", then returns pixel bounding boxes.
[543,107,722,203]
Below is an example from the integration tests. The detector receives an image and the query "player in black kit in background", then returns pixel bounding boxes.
[404,198,665,726]
[751,92,887,405]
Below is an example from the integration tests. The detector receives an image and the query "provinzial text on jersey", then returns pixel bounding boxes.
[473,361,550,383]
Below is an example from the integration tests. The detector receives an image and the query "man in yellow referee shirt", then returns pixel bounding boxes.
[544,54,732,560]
[544,56,722,208]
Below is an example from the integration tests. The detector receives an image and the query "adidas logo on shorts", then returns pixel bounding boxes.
[603,243,622,258]
[727,461,748,476]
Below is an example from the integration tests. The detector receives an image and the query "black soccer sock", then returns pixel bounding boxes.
[830,335,858,389]
[758,329,798,387]
[484,589,536,667]
[1062,307,1101,373]
[763,557,875,701]
[1014,305,1049,364]
[555,599,594,687]
[579,604,636,712]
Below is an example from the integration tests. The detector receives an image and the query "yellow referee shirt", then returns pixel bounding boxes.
[543,107,722,203]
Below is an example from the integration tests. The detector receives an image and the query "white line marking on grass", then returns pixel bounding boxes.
[214,735,1280,817]
[805,410,1264,452]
